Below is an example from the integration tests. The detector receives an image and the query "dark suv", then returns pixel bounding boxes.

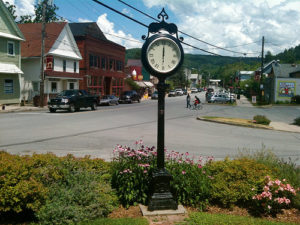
[119,90,141,103]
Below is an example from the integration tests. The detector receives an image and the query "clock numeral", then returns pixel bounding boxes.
[149,54,154,57]
[154,64,159,68]
[171,60,176,64]
[173,54,177,58]
[162,66,165,70]
[168,65,171,68]
[150,59,155,64]
[162,41,166,45]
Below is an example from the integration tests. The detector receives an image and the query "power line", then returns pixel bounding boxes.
[91,0,221,56]
[117,0,258,56]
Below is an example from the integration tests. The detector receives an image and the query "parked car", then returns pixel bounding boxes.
[182,89,187,95]
[168,90,176,97]
[205,88,214,98]
[206,92,214,102]
[175,89,184,96]
[48,89,98,113]
[198,88,204,92]
[151,91,158,100]
[190,88,198,93]
[209,94,231,103]
[119,90,141,103]
[99,95,119,106]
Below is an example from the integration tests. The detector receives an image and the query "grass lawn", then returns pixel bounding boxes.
[78,217,148,225]
[180,212,298,225]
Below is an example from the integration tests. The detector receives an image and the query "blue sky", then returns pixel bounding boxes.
[9,0,300,57]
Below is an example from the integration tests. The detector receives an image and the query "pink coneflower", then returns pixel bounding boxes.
[182,170,186,175]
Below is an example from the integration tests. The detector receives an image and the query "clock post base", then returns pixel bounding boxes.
[148,168,177,211]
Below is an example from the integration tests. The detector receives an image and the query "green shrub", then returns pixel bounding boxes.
[36,170,117,225]
[167,152,212,209]
[293,117,300,126]
[252,176,298,216]
[0,152,48,213]
[291,95,300,104]
[253,115,271,125]
[111,143,157,208]
[237,149,300,189]
[111,143,213,209]
[206,158,272,208]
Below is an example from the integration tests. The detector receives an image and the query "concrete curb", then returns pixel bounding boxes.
[197,117,274,130]
[0,106,47,113]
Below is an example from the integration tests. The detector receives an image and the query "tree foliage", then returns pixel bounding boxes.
[5,1,61,24]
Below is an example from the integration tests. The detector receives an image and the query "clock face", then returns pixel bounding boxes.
[146,37,181,74]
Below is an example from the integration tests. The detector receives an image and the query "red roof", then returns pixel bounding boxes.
[18,22,67,57]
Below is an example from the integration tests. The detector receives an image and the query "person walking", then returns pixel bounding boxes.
[186,93,191,108]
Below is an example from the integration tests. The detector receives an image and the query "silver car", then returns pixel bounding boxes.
[99,95,119,106]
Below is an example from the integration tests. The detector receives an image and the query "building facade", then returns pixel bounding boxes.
[0,0,25,105]
[69,23,126,97]
[18,22,82,103]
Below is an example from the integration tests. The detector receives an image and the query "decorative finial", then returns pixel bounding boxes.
[157,8,169,22]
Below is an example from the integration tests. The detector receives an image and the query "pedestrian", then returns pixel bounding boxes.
[186,93,191,108]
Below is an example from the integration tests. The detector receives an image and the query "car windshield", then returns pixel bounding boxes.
[123,91,133,95]
[102,95,109,99]
[58,90,76,96]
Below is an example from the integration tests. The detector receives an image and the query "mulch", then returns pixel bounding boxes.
[109,205,300,225]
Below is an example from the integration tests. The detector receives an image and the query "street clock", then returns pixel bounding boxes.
[141,34,184,78]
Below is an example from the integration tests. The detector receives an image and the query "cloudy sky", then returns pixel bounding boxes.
[8,0,300,57]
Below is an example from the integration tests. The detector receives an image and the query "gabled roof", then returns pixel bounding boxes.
[69,22,107,41]
[18,22,67,57]
[0,0,24,41]
[272,63,300,78]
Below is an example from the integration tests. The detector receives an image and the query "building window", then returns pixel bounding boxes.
[63,60,66,72]
[4,79,13,94]
[51,82,57,92]
[116,60,123,71]
[32,81,39,92]
[69,82,74,90]
[73,61,77,73]
[7,41,15,56]
[101,57,106,70]
[109,59,115,70]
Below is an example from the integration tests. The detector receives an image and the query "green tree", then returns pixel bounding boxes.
[4,1,17,20]
[167,67,186,88]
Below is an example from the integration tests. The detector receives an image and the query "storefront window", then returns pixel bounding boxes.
[51,82,57,93]
[4,79,13,94]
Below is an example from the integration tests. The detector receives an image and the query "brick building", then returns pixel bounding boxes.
[69,23,126,97]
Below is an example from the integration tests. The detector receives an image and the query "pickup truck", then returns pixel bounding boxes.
[48,90,98,113]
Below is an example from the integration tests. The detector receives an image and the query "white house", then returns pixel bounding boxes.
[18,22,82,103]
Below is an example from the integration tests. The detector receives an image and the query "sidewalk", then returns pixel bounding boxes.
[236,95,253,107]
[270,122,300,133]
[0,104,47,113]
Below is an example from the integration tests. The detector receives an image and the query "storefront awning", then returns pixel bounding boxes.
[134,81,147,87]
[143,81,154,87]
[45,76,82,80]
[0,63,23,74]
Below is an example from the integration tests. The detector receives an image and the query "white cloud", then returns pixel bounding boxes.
[96,13,142,49]
[9,0,35,18]
[142,0,300,56]
[77,18,92,23]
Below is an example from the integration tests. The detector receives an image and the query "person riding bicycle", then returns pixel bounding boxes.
[194,96,201,107]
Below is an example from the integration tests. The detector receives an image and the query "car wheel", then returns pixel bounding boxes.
[49,108,56,113]
[91,102,97,110]
[69,104,75,112]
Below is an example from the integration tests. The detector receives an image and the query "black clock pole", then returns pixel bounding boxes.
[148,76,177,211]
[141,8,184,211]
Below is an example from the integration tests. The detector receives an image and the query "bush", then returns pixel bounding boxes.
[293,117,300,126]
[0,152,48,213]
[291,95,300,104]
[111,142,213,209]
[111,142,157,208]
[166,152,212,209]
[253,115,271,125]
[206,158,272,208]
[36,170,117,225]
[252,176,297,215]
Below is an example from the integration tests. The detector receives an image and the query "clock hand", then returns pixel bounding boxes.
[162,46,165,64]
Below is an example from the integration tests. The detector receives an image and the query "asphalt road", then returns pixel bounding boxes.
[0,93,300,164]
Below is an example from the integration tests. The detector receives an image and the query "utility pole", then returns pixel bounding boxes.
[39,0,47,107]
[260,36,264,103]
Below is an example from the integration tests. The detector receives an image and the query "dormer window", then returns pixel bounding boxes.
[7,41,15,56]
